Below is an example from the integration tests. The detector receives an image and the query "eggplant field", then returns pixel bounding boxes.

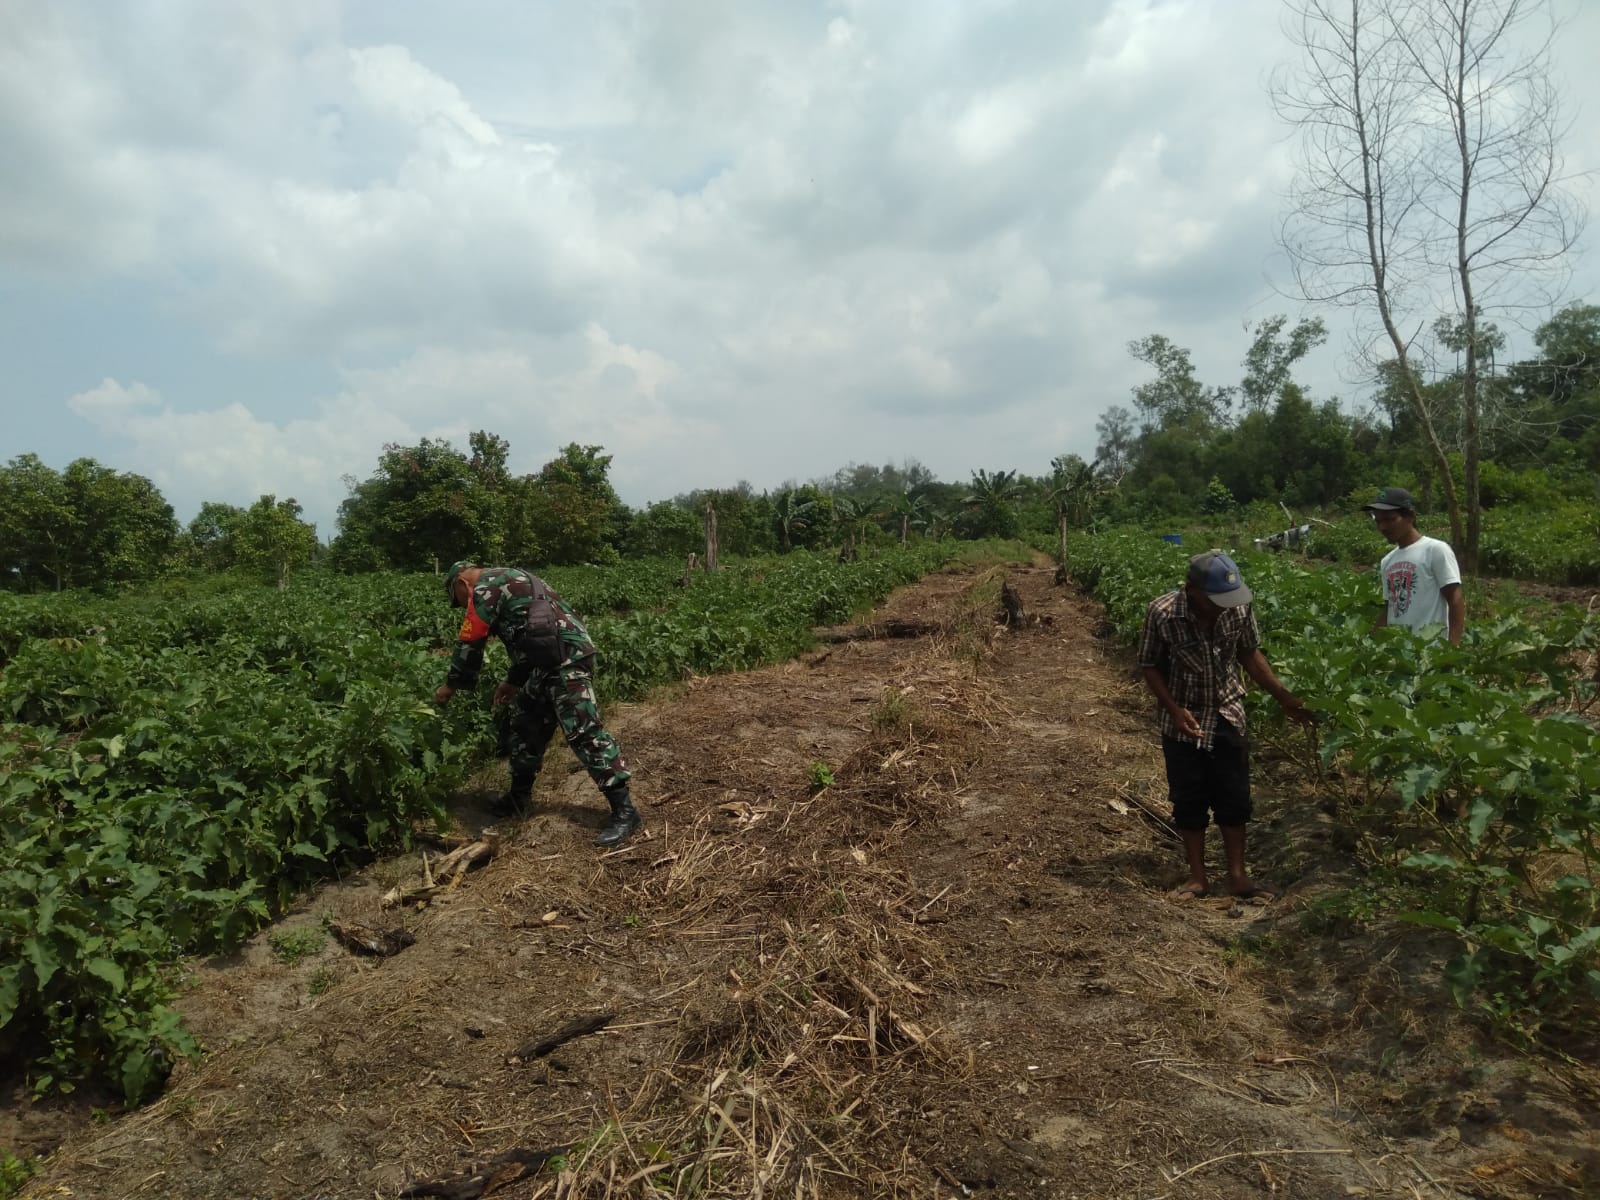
[1069,529,1600,1026]
[0,547,955,1103]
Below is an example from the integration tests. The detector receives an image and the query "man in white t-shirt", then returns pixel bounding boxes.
[1362,487,1465,645]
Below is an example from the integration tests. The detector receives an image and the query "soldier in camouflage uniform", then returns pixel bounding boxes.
[433,561,642,847]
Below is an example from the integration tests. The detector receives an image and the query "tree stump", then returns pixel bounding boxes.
[999,581,1026,626]
[703,502,720,573]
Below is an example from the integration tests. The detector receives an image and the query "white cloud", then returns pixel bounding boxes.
[2,0,1596,530]
[62,328,705,532]
[347,45,500,147]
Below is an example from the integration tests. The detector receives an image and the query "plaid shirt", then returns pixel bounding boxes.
[1136,589,1261,749]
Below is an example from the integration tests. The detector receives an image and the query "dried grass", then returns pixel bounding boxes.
[506,592,996,1197]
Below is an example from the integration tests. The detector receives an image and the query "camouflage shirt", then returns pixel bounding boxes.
[446,567,597,690]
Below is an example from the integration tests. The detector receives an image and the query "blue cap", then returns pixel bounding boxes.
[1187,550,1253,608]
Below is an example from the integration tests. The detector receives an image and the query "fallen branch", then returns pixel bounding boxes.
[1167,1147,1354,1183]
[508,1011,616,1064]
[812,619,941,644]
[1115,784,1178,841]
[399,1144,573,1200]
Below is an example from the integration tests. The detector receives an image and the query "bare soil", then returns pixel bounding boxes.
[10,561,1599,1198]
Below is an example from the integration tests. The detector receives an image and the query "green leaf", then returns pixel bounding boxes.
[22,937,59,989]
[1443,949,1485,1006]
[1466,798,1496,844]
[1397,764,1447,807]
[85,958,126,992]
[0,966,20,1025]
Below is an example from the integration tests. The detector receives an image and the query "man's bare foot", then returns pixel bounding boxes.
[1169,881,1209,900]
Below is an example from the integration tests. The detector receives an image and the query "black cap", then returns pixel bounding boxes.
[1362,487,1416,513]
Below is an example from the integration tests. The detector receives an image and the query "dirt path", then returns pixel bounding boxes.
[16,563,1593,1198]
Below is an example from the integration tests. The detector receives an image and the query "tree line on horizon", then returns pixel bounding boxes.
[0,304,1596,594]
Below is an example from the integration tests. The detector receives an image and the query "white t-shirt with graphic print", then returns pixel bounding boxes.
[1379,535,1461,633]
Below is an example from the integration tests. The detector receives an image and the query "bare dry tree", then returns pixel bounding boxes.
[1272,0,1585,569]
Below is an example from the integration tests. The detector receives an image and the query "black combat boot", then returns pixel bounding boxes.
[594,785,642,847]
[489,771,537,819]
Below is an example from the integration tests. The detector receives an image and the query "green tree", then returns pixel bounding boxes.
[330,438,500,572]
[1045,454,1106,564]
[687,485,778,557]
[624,500,701,558]
[1505,304,1600,470]
[0,453,76,590]
[0,455,176,590]
[773,486,822,552]
[510,444,622,566]
[1128,335,1233,433]
[63,460,178,586]
[230,495,319,587]
[184,501,246,572]
[831,494,883,558]
[961,469,1024,539]
[1239,316,1328,413]
[1094,406,1137,477]
[883,487,931,544]
[1203,476,1237,515]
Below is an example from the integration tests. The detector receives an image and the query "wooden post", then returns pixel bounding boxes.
[703,500,720,573]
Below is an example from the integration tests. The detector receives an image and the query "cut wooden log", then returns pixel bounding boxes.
[436,835,498,878]
[329,922,416,958]
[507,1012,616,1064]
[381,835,499,910]
[399,1144,573,1200]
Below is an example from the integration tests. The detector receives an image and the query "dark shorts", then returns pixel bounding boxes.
[1161,720,1251,830]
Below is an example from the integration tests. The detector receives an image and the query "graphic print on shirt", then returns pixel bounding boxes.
[1385,560,1418,617]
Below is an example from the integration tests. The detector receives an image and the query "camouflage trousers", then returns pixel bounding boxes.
[505,655,631,796]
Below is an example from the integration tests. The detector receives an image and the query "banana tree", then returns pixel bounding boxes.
[831,495,883,560]
[883,489,931,544]
[773,487,819,553]
[1046,455,1107,567]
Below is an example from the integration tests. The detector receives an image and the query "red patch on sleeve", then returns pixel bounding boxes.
[457,598,489,641]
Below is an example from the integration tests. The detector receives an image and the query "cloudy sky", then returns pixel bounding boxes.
[3,0,1596,535]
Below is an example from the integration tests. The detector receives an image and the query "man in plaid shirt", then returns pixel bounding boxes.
[1137,550,1314,900]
